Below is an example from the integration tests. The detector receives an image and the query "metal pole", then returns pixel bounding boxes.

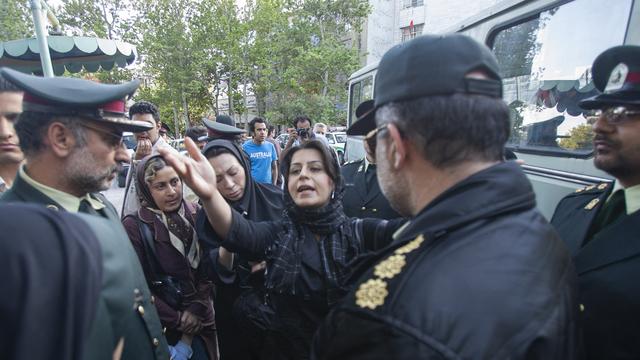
[30,0,54,77]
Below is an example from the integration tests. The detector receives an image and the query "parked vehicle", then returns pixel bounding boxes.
[170,138,186,152]
[344,0,637,219]
[326,132,346,164]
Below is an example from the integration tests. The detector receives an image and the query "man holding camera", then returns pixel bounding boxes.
[283,115,336,163]
[283,115,316,153]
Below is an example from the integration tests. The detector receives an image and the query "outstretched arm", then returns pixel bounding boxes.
[158,137,233,240]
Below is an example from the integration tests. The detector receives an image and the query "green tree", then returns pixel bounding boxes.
[0,0,33,42]
[57,0,133,40]
[49,0,371,133]
[249,0,369,126]
[559,123,593,150]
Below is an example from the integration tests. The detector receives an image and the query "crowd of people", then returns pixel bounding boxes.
[0,33,638,360]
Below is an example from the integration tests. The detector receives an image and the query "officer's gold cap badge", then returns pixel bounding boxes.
[356,234,425,310]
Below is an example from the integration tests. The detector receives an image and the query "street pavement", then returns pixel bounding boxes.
[102,178,125,217]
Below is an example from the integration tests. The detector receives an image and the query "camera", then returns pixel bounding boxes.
[296,128,310,138]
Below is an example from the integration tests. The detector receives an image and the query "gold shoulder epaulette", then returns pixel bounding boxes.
[355,234,425,310]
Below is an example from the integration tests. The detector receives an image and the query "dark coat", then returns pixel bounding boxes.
[0,172,169,360]
[220,210,402,359]
[0,205,102,360]
[122,203,218,359]
[341,159,400,219]
[312,162,579,360]
[551,182,640,359]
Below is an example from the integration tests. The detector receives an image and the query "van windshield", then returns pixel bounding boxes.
[491,0,632,156]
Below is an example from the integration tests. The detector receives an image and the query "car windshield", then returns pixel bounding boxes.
[334,133,347,143]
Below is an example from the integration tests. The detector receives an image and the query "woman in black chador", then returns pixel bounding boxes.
[198,139,283,359]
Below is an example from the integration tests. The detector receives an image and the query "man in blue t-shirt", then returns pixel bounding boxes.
[243,117,278,184]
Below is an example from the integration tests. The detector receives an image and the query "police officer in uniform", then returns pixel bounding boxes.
[312,34,578,359]
[203,114,245,145]
[550,45,640,359]
[0,68,169,360]
[341,100,400,220]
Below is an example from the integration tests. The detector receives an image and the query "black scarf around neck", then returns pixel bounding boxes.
[266,151,356,305]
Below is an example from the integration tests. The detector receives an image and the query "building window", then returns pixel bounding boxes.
[401,23,424,42]
[402,0,424,9]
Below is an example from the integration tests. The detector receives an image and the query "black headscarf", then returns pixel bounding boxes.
[197,140,284,249]
[205,139,283,220]
[0,204,102,360]
[267,140,354,304]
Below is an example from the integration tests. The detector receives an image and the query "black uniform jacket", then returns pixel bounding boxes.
[551,182,640,360]
[312,161,580,359]
[0,172,169,360]
[341,159,400,220]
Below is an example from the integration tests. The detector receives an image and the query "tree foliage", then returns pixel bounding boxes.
[2,0,369,134]
[559,123,593,150]
[0,0,33,42]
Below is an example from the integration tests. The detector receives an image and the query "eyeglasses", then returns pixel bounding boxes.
[80,122,123,148]
[363,124,389,159]
[587,106,640,125]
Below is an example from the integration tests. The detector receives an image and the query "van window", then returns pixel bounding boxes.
[348,75,374,126]
[491,0,632,156]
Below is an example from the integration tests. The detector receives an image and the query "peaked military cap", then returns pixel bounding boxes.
[580,45,640,109]
[0,67,152,132]
[348,34,502,135]
[203,115,244,135]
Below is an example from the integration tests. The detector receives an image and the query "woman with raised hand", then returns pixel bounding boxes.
[122,154,218,360]
[160,138,401,359]
[198,139,283,360]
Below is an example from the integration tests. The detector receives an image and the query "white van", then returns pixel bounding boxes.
[345,0,639,219]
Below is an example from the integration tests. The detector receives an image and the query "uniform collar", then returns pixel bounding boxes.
[363,157,370,172]
[614,182,640,215]
[20,165,105,212]
[392,220,411,241]
[0,176,6,193]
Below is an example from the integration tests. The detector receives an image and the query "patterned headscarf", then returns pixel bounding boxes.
[136,155,200,268]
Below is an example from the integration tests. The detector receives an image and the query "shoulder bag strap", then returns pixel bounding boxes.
[134,215,167,279]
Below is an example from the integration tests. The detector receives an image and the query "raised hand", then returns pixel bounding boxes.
[158,137,217,201]
[134,139,153,160]
[162,137,234,240]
